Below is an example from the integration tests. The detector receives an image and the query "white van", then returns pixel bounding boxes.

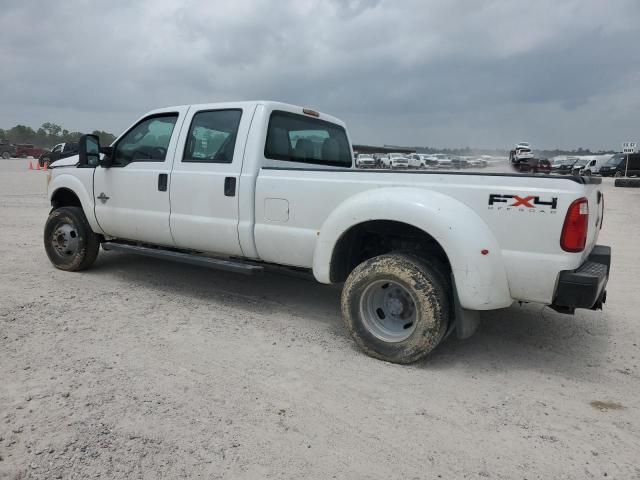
[581,156,613,176]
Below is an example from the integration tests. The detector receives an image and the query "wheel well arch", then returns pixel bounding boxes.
[51,188,82,209]
[329,220,451,283]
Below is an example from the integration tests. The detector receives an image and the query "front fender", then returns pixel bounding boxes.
[312,187,512,310]
[48,171,103,234]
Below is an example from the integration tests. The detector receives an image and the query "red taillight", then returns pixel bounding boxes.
[561,197,589,252]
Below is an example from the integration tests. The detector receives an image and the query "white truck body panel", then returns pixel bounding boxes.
[48,101,605,312]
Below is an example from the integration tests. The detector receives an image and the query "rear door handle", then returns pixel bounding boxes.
[224,177,236,197]
[158,173,168,192]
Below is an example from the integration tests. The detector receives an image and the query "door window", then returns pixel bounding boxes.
[183,109,242,163]
[113,114,178,166]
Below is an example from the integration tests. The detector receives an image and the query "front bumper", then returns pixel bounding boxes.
[551,245,610,314]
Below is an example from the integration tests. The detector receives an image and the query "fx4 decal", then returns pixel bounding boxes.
[488,194,558,212]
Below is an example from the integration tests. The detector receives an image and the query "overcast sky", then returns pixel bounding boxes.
[1,0,639,149]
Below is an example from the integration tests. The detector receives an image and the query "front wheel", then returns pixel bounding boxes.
[40,157,51,167]
[1,151,10,159]
[44,207,100,271]
[341,253,451,364]
[614,171,623,178]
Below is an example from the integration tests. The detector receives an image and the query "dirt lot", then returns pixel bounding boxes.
[1,158,639,479]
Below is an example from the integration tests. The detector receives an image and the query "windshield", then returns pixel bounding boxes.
[574,159,589,166]
[606,154,624,166]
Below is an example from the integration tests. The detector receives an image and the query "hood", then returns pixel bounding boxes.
[51,154,80,168]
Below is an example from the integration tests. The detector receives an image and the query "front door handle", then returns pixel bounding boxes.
[224,177,236,197]
[158,173,168,192]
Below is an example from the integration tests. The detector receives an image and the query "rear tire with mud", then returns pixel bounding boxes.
[341,253,451,364]
[44,206,100,271]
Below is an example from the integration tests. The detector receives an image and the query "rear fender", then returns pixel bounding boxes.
[313,187,512,310]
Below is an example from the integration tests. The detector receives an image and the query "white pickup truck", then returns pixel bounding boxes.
[44,101,610,364]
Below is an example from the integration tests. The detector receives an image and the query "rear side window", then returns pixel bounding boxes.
[264,111,352,167]
[183,109,242,163]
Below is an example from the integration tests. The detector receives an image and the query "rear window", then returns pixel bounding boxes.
[264,111,352,167]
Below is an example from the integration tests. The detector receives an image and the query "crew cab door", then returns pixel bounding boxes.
[93,108,188,246]
[169,106,252,256]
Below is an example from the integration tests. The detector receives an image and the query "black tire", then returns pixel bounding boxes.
[1,151,10,160]
[341,253,451,364]
[44,207,100,271]
[40,157,51,168]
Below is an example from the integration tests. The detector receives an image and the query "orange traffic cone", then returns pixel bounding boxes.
[28,161,34,170]
[42,161,48,171]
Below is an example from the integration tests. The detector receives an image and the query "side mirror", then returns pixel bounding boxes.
[78,134,101,167]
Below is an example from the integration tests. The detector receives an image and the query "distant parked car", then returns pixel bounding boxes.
[509,142,534,165]
[355,154,376,168]
[407,154,430,168]
[467,158,482,168]
[599,153,640,177]
[515,158,550,174]
[432,155,453,169]
[551,157,578,175]
[450,157,469,169]
[39,142,79,167]
[15,144,47,159]
[388,155,409,169]
[570,158,590,176]
[0,140,17,159]
[536,159,552,174]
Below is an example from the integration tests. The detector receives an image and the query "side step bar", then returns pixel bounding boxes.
[101,242,264,275]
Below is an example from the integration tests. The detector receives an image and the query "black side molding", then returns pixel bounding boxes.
[102,242,263,275]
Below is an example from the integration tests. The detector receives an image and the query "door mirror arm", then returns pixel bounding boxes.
[99,146,114,168]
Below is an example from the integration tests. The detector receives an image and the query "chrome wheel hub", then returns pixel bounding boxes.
[360,280,418,342]
[51,223,79,257]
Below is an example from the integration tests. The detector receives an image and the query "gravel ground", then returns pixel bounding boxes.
[1,158,638,479]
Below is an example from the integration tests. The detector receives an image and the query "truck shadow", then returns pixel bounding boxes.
[427,304,610,374]
[91,251,343,326]
[90,252,608,374]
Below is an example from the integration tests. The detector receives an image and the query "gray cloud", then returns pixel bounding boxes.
[1,0,639,149]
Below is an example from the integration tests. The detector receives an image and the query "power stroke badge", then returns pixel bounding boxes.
[488,194,558,213]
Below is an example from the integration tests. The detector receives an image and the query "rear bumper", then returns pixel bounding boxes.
[551,245,610,313]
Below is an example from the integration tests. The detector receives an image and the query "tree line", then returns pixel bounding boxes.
[0,123,116,149]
